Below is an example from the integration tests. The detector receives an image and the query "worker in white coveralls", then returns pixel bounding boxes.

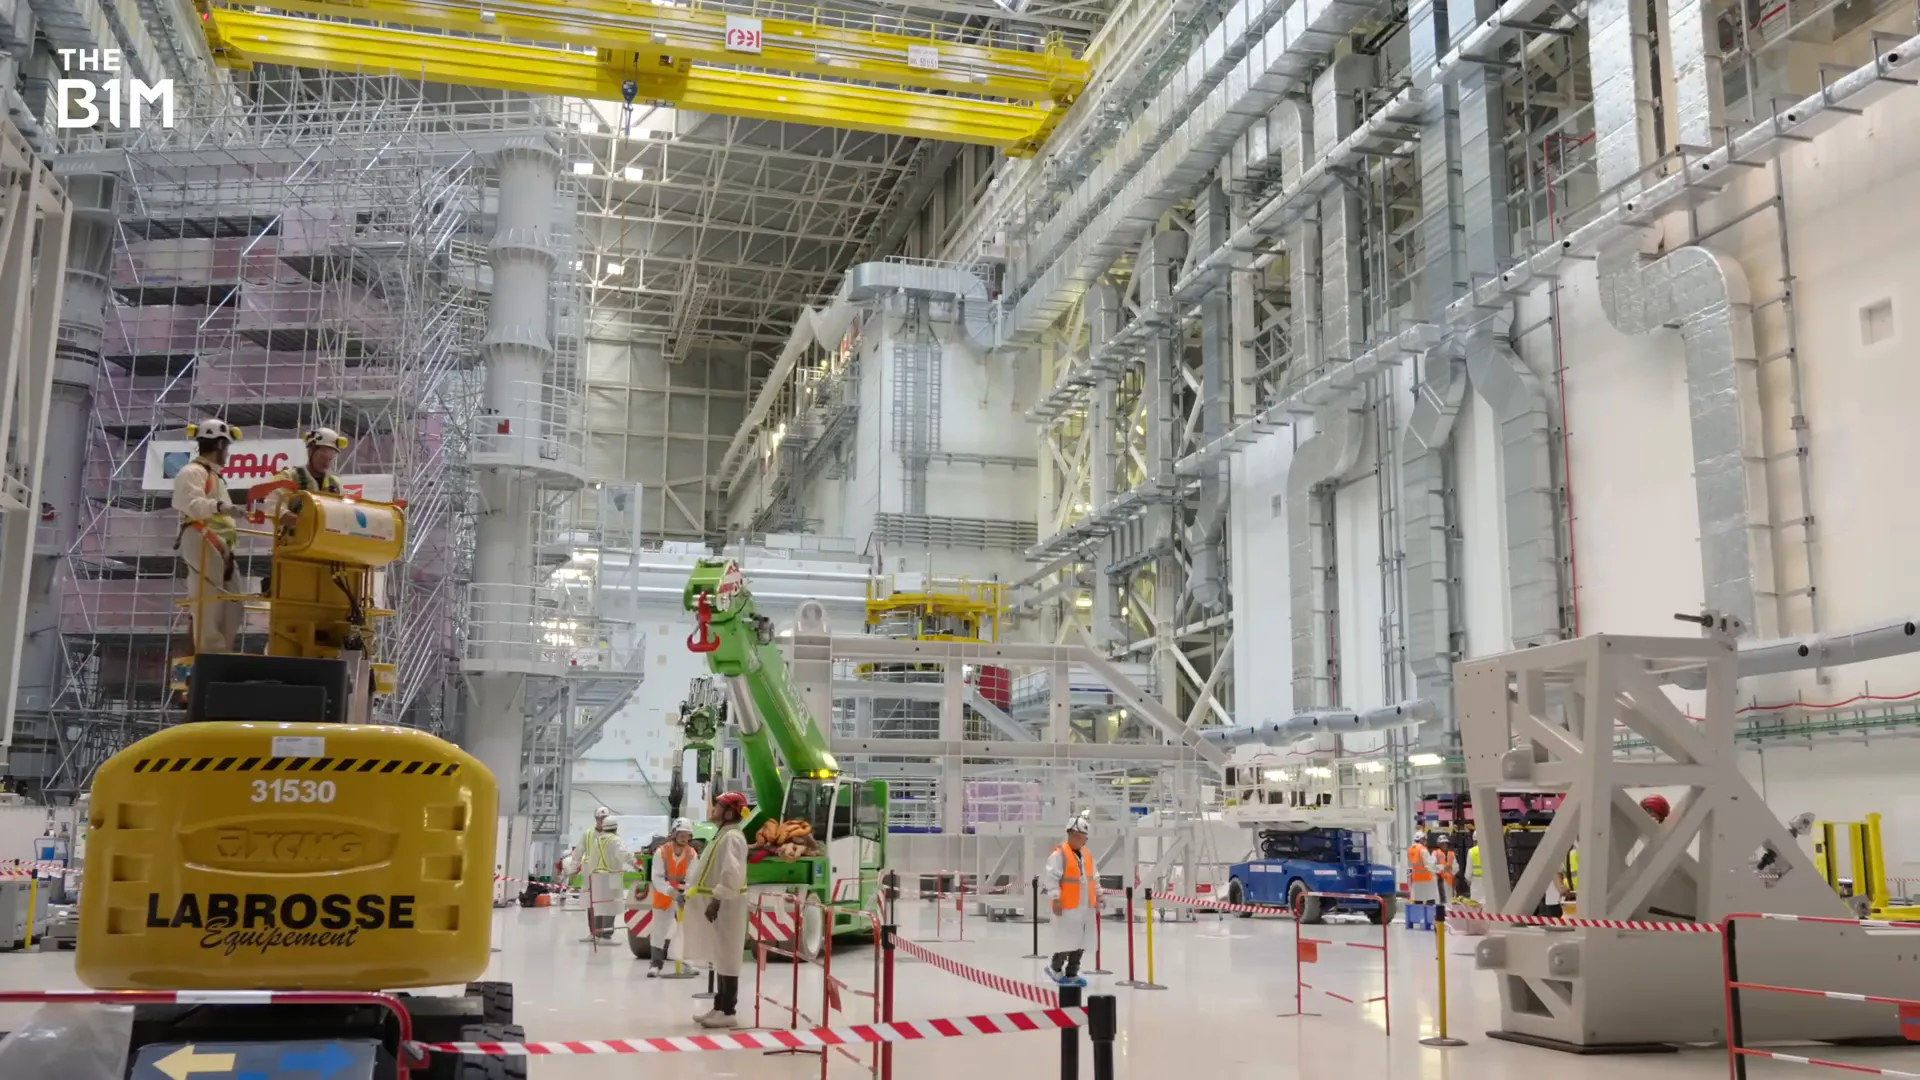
[684,791,750,1028]
[570,811,631,939]
[644,817,698,976]
[1044,811,1098,987]
[172,419,243,655]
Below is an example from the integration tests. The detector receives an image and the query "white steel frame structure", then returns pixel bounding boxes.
[0,116,72,767]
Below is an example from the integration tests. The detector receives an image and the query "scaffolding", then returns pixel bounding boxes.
[37,74,582,794]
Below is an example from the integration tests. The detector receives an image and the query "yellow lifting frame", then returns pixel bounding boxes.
[204,10,1064,153]
[208,0,1088,102]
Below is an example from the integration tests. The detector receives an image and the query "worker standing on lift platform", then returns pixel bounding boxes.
[173,419,243,655]
[252,427,348,526]
[1044,811,1098,987]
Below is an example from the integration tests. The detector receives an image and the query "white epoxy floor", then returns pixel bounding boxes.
[0,901,1908,1079]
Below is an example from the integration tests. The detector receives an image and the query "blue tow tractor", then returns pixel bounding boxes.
[1225,825,1398,924]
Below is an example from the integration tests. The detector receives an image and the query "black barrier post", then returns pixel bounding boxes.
[1724,917,1748,1080]
[1058,983,1082,1080]
[694,965,716,1001]
[1088,994,1117,1080]
[881,923,898,1080]
[1025,875,1047,959]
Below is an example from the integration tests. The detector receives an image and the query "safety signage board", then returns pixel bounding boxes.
[132,1039,378,1080]
[724,14,763,53]
[906,44,940,70]
[141,439,393,501]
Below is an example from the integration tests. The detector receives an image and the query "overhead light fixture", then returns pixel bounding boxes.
[1262,769,1291,783]
[1355,760,1386,774]
[621,165,645,182]
[571,161,594,176]
[1074,596,1092,609]
[1408,752,1445,767]
[576,120,600,134]
[604,261,625,276]
[1304,766,1332,778]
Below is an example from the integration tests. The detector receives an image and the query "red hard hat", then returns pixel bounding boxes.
[716,791,749,812]
[1639,794,1671,823]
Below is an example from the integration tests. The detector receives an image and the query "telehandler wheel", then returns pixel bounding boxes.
[465,981,515,1025]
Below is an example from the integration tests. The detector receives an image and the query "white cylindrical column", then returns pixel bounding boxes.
[470,137,560,831]
[22,174,117,712]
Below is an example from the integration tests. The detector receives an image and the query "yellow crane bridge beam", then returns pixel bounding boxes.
[207,0,1088,103]
[203,10,1061,153]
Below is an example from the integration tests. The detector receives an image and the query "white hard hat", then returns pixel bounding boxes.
[187,418,240,443]
[304,426,349,450]
[594,806,611,819]
[1066,811,1091,834]
[670,817,693,836]
[600,814,619,831]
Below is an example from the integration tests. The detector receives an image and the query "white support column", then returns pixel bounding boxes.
[940,661,966,834]
[468,135,561,886]
[0,130,68,761]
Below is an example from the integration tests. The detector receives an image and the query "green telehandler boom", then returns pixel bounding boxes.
[631,558,889,961]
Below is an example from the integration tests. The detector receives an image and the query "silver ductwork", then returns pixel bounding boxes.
[1191,183,1231,612]
[1667,617,1920,689]
[1288,400,1369,710]
[1400,345,1467,709]
[1002,0,1387,340]
[1203,698,1438,747]
[1668,0,1726,150]
[1464,312,1561,646]
[1278,95,1320,371]
[1590,0,1775,636]
[1317,56,1371,362]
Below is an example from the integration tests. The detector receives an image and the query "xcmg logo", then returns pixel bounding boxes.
[55,49,174,129]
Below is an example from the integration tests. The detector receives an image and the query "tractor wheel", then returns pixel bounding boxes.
[1367,895,1396,925]
[1288,880,1324,925]
[1226,878,1254,919]
[627,914,652,959]
[464,981,515,1025]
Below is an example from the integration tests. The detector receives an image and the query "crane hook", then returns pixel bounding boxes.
[687,591,720,653]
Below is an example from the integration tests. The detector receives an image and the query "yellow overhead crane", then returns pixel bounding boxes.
[196,0,1091,154]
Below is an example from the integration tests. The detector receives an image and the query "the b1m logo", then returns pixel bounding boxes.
[55,49,174,129]
[724,15,763,53]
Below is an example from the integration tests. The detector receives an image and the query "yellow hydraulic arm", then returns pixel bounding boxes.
[197,0,1089,154]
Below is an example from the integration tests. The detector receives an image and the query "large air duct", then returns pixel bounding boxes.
[1317,56,1371,362]
[1464,313,1562,646]
[1400,345,1466,710]
[1190,182,1232,612]
[1287,400,1369,710]
[1590,0,1776,636]
[1667,617,1920,689]
[1202,697,1438,746]
[1277,95,1319,373]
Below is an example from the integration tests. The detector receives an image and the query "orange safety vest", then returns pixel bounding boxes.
[1408,842,1434,884]
[1436,850,1457,884]
[651,845,693,910]
[1056,844,1096,910]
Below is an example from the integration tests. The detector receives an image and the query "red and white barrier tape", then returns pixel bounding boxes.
[1446,908,1718,933]
[0,861,75,879]
[1157,892,1292,916]
[1737,1050,1920,1079]
[893,936,1061,1008]
[418,1007,1086,1057]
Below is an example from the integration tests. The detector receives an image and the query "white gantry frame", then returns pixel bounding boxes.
[1455,631,1915,1047]
[0,119,71,764]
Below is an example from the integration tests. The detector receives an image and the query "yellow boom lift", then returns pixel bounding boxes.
[80,490,522,1079]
